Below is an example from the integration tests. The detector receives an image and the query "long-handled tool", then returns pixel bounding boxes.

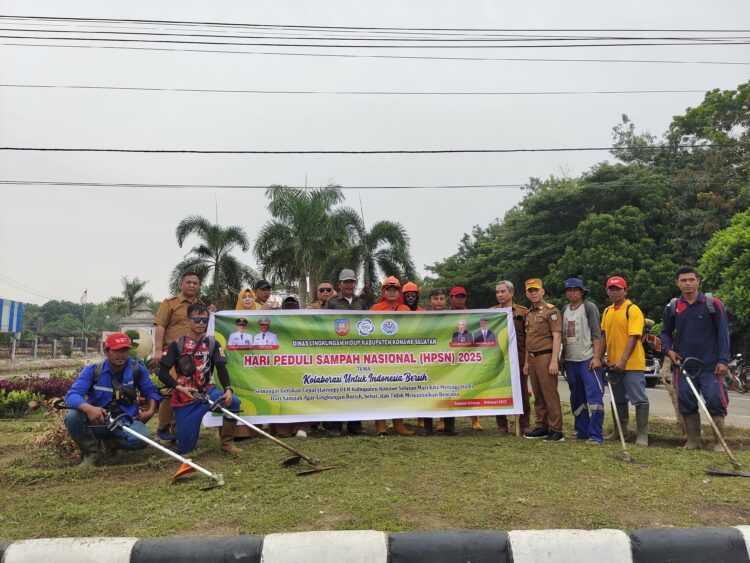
[678,358,750,478]
[193,392,336,476]
[602,367,633,463]
[52,399,224,487]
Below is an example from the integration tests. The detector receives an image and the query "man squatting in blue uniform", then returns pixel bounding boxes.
[660,266,731,451]
[65,332,161,466]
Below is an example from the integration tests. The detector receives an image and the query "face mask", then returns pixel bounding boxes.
[404,293,418,306]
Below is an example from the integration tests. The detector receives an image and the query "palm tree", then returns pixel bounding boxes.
[107,276,152,316]
[170,215,256,309]
[255,185,353,305]
[333,215,416,306]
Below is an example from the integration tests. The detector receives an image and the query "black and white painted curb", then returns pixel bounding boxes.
[2,527,750,562]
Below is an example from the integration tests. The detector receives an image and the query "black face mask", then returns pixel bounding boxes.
[403,293,418,306]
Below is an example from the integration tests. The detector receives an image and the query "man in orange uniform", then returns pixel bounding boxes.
[371,277,413,436]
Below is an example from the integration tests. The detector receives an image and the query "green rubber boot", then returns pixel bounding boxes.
[72,428,101,467]
[683,412,701,450]
[635,404,649,447]
[710,415,726,453]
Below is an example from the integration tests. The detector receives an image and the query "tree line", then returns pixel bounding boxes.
[425,81,750,351]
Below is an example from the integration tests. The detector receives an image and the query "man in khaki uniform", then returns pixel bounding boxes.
[523,278,564,442]
[492,280,529,435]
[153,271,206,442]
[307,280,335,309]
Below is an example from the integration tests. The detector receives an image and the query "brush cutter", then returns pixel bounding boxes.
[192,392,336,476]
[602,367,634,463]
[52,399,224,487]
[677,358,750,478]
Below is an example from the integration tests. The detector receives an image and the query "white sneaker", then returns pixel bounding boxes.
[295,430,308,438]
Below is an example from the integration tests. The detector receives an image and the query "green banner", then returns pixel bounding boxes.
[206,309,522,424]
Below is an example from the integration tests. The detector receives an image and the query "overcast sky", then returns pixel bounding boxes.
[1,0,749,305]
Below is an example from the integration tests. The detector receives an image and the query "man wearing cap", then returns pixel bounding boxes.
[449,286,484,432]
[492,280,529,435]
[600,276,650,447]
[153,271,208,443]
[324,269,368,436]
[562,278,605,444]
[371,277,413,436]
[254,279,280,310]
[660,266,730,451]
[325,269,368,311]
[64,333,161,466]
[523,278,564,442]
[253,317,279,346]
[307,281,335,309]
[402,281,424,311]
[227,318,253,347]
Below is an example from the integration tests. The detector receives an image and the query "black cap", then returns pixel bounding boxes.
[253,279,272,291]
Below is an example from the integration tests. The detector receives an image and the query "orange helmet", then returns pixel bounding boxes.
[381,276,401,289]
[402,281,420,293]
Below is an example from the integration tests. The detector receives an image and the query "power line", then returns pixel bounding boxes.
[0,83,712,96]
[0,273,63,301]
[0,180,527,190]
[3,33,750,49]
[0,144,718,155]
[2,15,748,34]
[5,41,748,65]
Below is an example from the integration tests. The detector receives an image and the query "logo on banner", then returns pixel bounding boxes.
[334,319,350,336]
[380,319,398,335]
[356,318,375,336]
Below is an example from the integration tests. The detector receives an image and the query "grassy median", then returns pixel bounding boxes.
[1,408,749,540]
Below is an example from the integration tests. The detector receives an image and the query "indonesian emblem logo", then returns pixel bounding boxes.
[334,319,350,336]
[380,319,398,335]
[356,318,375,337]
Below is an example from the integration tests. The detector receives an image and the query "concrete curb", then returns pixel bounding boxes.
[1,527,749,562]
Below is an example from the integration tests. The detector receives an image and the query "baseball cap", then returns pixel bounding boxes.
[525,278,543,290]
[235,317,248,325]
[606,276,628,289]
[338,269,357,282]
[382,276,401,289]
[253,279,272,291]
[564,278,587,292]
[104,333,131,350]
[282,296,300,309]
[450,286,467,297]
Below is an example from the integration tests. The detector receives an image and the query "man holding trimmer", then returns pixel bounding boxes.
[661,266,730,451]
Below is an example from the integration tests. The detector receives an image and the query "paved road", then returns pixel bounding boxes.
[557,378,750,428]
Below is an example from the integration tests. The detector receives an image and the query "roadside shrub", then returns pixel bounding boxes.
[0,376,73,399]
[0,389,41,418]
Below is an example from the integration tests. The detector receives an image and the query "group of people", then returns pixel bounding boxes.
[64,265,731,466]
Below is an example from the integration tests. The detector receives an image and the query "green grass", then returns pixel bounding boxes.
[1,408,749,540]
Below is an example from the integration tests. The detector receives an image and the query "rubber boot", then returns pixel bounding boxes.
[471,416,484,431]
[604,403,629,441]
[392,419,414,436]
[436,419,445,432]
[417,418,425,428]
[72,428,101,467]
[634,404,649,447]
[443,417,458,435]
[683,412,701,450]
[220,420,243,455]
[495,415,509,435]
[375,419,388,436]
[423,418,434,435]
[710,415,726,453]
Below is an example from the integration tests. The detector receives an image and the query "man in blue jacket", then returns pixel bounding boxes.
[64,333,161,466]
[660,266,731,450]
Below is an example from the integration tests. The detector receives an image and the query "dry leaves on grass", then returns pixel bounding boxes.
[29,402,78,462]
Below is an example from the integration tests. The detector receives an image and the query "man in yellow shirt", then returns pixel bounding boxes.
[600,276,650,447]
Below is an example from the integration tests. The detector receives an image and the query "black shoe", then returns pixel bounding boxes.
[523,427,549,439]
[544,430,565,442]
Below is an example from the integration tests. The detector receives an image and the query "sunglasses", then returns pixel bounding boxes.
[190,317,209,324]
[319,287,333,293]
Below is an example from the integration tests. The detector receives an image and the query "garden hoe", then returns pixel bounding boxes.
[603,368,635,464]
[52,399,224,488]
[193,392,336,476]
[678,358,750,478]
